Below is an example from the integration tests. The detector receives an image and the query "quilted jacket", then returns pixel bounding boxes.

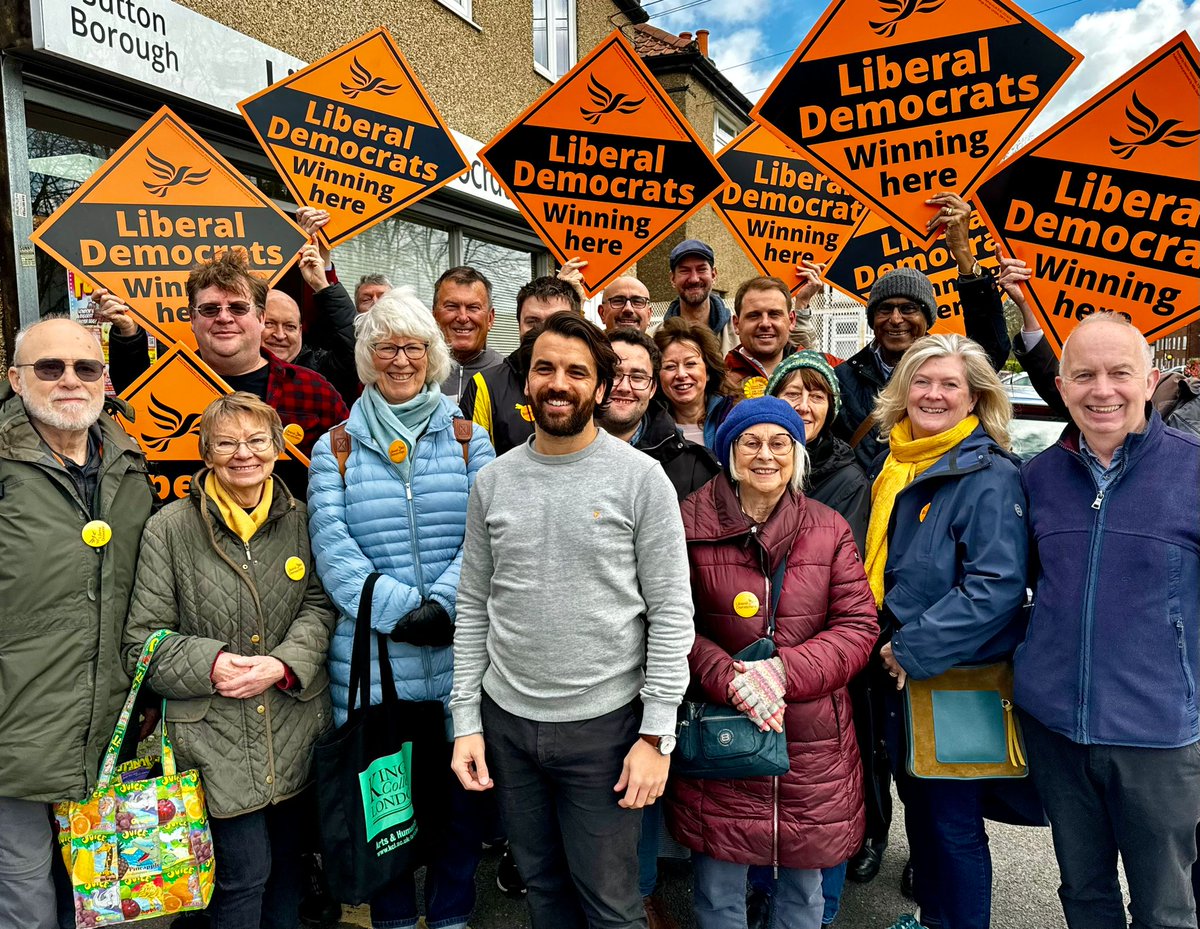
[666,476,879,869]
[122,472,336,818]
[0,386,155,803]
[308,391,494,729]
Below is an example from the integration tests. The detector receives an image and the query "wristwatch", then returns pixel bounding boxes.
[640,733,677,756]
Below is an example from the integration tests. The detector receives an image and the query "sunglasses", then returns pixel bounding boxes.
[14,358,106,382]
[193,301,255,318]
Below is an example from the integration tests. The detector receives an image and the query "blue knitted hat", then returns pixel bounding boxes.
[714,396,807,470]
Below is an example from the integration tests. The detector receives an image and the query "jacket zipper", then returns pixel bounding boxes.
[772,774,780,877]
[749,525,780,874]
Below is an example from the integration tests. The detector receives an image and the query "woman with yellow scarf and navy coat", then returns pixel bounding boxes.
[866,334,1029,929]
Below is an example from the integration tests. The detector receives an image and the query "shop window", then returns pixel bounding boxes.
[335,218,452,308]
[533,0,576,80]
[463,236,539,354]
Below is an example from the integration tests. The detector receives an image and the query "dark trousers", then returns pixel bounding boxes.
[207,793,307,929]
[481,693,646,929]
[1021,711,1200,929]
[895,770,992,929]
[851,657,894,846]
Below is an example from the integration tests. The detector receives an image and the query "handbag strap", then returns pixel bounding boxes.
[347,573,401,714]
[97,629,173,790]
[765,555,788,638]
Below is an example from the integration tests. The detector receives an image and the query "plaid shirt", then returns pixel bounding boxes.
[264,350,349,460]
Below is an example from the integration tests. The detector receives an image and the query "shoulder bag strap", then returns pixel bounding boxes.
[97,628,174,790]
[348,573,383,715]
[452,417,472,465]
[849,414,876,450]
[766,556,788,639]
[330,423,351,481]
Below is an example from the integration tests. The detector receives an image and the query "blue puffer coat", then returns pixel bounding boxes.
[308,391,495,728]
[882,425,1029,680]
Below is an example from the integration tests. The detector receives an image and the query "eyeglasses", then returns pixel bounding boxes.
[372,342,428,361]
[614,371,653,390]
[194,302,255,318]
[876,302,924,320]
[735,434,794,456]
[13,358,106,382]
[211,435,275,457]
[606,295,650,310]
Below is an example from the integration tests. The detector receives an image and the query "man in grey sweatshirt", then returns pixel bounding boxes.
[450,312,694,929]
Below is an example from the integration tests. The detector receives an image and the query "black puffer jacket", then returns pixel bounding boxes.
[805,433,869,554]
[634,404,720,500]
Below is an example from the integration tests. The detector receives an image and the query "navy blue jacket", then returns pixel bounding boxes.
[1016,414,1200,748]
[884,425,1029,680]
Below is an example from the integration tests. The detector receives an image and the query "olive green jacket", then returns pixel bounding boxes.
[0,383,155,803]
[123,471,336,818]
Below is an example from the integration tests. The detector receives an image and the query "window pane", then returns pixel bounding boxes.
[336,217,451,307]
[533,0,549,70]
[463,237,537,355]
[551,0,573,78]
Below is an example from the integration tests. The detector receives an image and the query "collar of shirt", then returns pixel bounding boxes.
[871,343,894,381]
[1078,432,1126,489]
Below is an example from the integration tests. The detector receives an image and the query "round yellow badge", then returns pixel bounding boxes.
[517,404,535,423]
[388,440,408,463]
[733,591,760,617]
[282,423,304,445]
[284,556,306,581]
[82,520,113,548]
[743,377,768,399]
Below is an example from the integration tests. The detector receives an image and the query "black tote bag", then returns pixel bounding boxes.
[314,573,448,904]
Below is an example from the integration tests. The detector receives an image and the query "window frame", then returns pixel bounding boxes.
[533,0,577,81]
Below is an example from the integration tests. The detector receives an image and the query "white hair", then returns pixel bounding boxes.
[1061,311,1154,372]
[353,286,451,387]
[728,439,809,493]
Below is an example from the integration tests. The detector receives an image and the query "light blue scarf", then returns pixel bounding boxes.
[358,383,443,479]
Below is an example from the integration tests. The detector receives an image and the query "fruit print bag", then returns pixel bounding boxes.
[54,629,215,926]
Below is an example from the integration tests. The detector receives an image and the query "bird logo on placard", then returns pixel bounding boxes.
[144,395,202,452]
[580,75,645,125]
[1109,92,1199,159]
[341,57,402,99]
[869,0,947,38]
[142,151,211,198]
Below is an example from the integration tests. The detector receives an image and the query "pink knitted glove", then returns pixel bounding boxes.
[730,657,787,730]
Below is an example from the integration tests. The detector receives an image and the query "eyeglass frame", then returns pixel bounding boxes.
[371,342,430,361]
[192,301,257,318]
[613,370,654,390]
[209,435,276,458]
[734,433,795,456]
[12,358,106,382]
[873,301,925,320]
[605,295,651,309]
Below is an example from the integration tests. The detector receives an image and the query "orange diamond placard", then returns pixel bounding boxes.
[30,107,307,351]
[713,125,866,295]
[480,30,728,296]
[239,28,469,247]
[752,0,1081,248]
[976,33,1200,354]
[823,210,1000,336]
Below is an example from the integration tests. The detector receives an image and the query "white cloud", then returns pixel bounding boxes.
[1025,0,1200,140]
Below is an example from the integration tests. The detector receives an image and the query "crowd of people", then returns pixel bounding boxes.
[1,192,1198,929]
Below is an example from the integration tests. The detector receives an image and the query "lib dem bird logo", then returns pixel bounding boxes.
[580,75,645,125]
[144,395,203,452]
[869,0,946,38]
[1109,92,1200,160]
[143,150,211,198]
[341,57,403,99]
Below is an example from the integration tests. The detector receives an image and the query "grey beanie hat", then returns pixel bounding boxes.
[866,267,937,327]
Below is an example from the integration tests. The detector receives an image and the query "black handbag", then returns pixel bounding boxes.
[674,557,790,779]
[314,574,448,903]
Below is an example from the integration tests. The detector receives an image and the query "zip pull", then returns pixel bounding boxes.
[1091,489,1104,510]
[244,541,252,562]
[405,483,413,501]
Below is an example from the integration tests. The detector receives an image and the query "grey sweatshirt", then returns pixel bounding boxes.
[450,429,694,738]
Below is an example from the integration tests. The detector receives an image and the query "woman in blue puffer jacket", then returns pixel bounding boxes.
[308,287,494,929]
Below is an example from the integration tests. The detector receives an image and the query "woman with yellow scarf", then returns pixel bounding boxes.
[866,335,1029,929]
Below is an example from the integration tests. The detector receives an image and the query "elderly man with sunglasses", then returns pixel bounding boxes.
[0,317,156,929]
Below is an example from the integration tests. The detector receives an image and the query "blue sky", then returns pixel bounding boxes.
[648,0,1199,139]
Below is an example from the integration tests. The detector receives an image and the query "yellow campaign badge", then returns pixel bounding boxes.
[283,423,305,445]
[734,591,760,617]
[82,520,113,548]
[517,404,535,422]
[388,439,408,463]
[285,556,306,581]
[919,503,931,522]
[743,376,768,399]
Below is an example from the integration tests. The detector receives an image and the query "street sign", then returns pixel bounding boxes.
[239,28,468,247]
[480,30,727,296]
[976,33,1200,354]
[30,106,306,350]
[752,0,1080,247]
[824,210,999,336]
[713,125,865,294]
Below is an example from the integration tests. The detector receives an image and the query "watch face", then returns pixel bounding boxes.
[659,734,677,755]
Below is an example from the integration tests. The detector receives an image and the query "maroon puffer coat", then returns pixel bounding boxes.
[666,475,878,870]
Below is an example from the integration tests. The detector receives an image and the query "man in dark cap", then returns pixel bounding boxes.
[658,240,738,355]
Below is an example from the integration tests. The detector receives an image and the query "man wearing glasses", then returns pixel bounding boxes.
[598,277,653,333]
[0,318,155,929]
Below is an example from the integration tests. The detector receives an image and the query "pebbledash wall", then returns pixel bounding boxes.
[0,0,655,364]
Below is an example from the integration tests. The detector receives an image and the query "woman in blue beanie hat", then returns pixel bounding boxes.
[666,396,879,929]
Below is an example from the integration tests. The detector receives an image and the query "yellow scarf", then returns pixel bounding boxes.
[864,415,979,607]
[205,472,274,544]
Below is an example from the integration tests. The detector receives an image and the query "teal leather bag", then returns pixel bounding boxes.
[675,558,790,780]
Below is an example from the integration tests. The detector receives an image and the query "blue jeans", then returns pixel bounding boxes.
[693,854,823,929]
[370,771,483,929]
[895,772,991,929]
[207,793,306,929]
[746,862,846,926]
